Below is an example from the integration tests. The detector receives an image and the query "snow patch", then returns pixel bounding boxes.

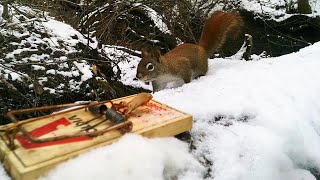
[41,134,205,180]
[43,87,56,94]
[203,0,320,21]
[106,42,320,180]
[135,4,171,35]
[73,61,93,82]
[104,45,152,90]
[1,2,320,180]
[46,69,56,75]
[240,0,320,21]
[0,164,9,180]
[153,42,320,179]
[32,65,46,71]
[0,5,3,21]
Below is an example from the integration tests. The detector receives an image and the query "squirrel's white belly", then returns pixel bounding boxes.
[156,74,185,89]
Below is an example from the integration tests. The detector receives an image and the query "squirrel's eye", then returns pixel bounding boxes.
[146,63,154,71]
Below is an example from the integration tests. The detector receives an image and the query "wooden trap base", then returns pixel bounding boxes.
[0,95,192,180]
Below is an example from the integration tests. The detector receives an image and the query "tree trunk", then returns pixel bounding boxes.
[297,0,312,14]
[242,34,253,61]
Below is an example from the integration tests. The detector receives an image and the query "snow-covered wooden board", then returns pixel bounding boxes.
[0,94,192,180]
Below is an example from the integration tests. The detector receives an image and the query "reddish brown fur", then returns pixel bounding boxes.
[136,11,243,92]
[162,43,208,80]
[199,11,243,56]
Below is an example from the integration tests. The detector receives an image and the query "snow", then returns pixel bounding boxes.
[3,70,22,81]
[41,19,97,49]
[41,134,205,180]
[112,53,152,90]
[0,3,99,84]
[139,4,172,35]
[46,69,56,75]
[1,1,320,180]
[0,4,98,94]
[43,87,56,94]
[1,40,319,180]
[153,42,320,179]
[50,42,320,180]
[32,65,46,71]
[104,45,152,90]
[205,0,320,21]
[0,5,3,22]
[240,0,320,21]
[0,166,9,180]
[73,61,93,81]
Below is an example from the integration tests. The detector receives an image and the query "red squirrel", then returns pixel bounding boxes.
[136,11,243,92]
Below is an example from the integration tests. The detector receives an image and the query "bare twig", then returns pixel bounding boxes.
[0,74,34,105]
[0,57,116,66]
[72,61,84,76]
[9,4,36,19]
[3,18,43,28]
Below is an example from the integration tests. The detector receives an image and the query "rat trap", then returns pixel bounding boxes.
[0,93,192,180]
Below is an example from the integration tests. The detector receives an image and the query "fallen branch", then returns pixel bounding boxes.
[9,3,36,19]
[2,18,45,28]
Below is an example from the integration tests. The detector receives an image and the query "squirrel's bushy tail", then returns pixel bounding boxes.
[198,11,243,56]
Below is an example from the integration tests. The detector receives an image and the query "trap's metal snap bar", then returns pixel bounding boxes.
[2,100,133,150]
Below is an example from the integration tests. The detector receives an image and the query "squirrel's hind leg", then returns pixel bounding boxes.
[191,71,206,80]
[193,56,208,79]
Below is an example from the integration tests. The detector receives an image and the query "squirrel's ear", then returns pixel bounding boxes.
[141,47,161,61]
[151,49,161,62]
[141,47,150,57]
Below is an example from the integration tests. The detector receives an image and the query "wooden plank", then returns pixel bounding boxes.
[0,94,192,180]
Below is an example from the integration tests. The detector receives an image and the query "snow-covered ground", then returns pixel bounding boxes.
[2,41,320,180]
[1,1,320,180]
[240,0,320,21]
[210,0,320,21]
[0,4,100,94]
